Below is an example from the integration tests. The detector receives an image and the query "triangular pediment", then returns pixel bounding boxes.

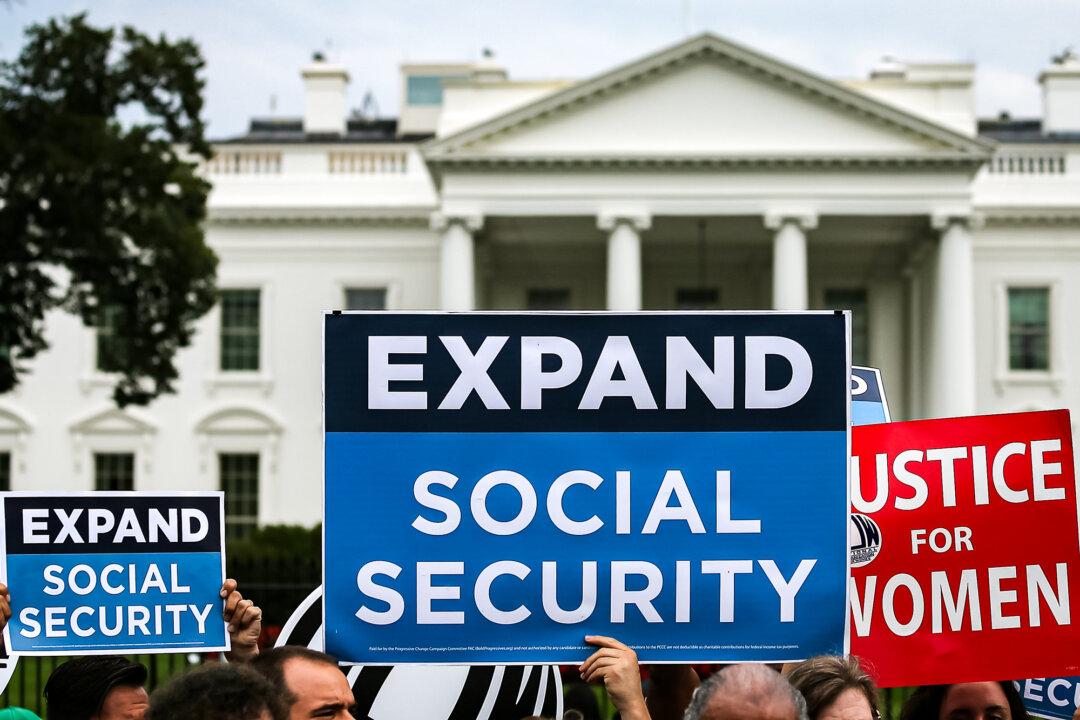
[69,406,157,435]
[194,405,283,435]
[424,33,992,163]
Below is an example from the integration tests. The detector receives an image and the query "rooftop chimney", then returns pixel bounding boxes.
[302,53,350,136]
[1040,48,1080,134]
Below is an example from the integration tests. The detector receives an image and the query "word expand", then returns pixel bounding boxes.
[368,335,814,410]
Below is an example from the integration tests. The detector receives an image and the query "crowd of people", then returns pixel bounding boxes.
[0,580,1073,720]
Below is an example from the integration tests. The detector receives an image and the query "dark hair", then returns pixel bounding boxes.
[44,656,147,720]
[787,655,880,720]
[146,664,286,720]
[901,682,1028,720]
[685,664,809,720]
[248,645,342,706]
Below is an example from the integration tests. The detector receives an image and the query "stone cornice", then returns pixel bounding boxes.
[206,206,434,225]
[979,208,1080,226]
[423,153,989,170]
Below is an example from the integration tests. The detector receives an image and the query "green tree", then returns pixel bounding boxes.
[0,14,217,406]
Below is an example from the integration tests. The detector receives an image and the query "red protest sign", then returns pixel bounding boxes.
[849,410,1079,687]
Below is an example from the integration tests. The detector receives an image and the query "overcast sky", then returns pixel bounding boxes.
[2,0,1077,138]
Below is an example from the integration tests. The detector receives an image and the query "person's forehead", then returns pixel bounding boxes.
[283,657,350,688]
[944,683,1009,709]
[99,685,149,718]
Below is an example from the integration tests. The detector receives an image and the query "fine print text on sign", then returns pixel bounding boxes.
[1,492,228,655]
[849,410,1079,687]
[324,312,851,665]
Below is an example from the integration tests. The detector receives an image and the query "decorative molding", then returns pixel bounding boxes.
[430,212,484,232]
[763,211,818,231]
[597,211,652,232]
[423,32,993,161]
[931,211,984,231]
[424,154,989,171]
[67,405,158,478]
[979,209,1080,226]
[207,206,433,225]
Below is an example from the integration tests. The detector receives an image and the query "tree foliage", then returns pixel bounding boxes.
[0,14,218,405]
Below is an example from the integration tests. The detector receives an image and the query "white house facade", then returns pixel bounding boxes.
[4,33,1079,532]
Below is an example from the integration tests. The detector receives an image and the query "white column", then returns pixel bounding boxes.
[765,213,816,311]
[598,213,650,311]
[929,214,977,418]
[433,213,482,311]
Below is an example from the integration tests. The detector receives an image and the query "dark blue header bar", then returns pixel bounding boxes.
[324,312,848,433]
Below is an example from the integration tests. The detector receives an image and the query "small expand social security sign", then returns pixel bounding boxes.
[1,492,228,655]
[849,410,1079,687]
[323,312,851,665]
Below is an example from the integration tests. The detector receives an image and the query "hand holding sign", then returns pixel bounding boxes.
[221,578,262,661]
[580,635,649,720]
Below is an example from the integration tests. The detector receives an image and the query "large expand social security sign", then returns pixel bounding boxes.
[849,410,1079,687]
[0,491,228,655]
[323,312,851,665]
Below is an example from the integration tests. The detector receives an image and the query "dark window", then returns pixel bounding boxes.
[675,288,720,310]
[220,289,261,371]
[0,452,10,492]
[345,288,387,311]
[94,452,135,491]
[527,288,571,311]
[220,453,259,540]
[824,288,869,366]
[96,305,124,373]
[1008,287,1050,371]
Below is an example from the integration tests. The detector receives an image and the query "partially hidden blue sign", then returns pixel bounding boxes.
[323,312,851,665]
[1,492,228,655]
[851,366,891,426]
[1015,677,1080,720]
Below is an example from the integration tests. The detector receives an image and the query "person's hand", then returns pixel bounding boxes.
[580,635,650,720]
[220,579,262,661]
[1071,705,1079,720]
[0,583,10,653]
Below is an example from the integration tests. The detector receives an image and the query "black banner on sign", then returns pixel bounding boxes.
[324,312,847,433]
[4,494,223,555]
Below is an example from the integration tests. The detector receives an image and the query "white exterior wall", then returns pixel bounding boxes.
[4,34,1080,529]
[2,223,439,527]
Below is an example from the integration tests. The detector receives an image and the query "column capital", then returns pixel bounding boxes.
[597,211,651,232]
[930,211,984,232]
[763,211,818,231]
[431,211,484,232]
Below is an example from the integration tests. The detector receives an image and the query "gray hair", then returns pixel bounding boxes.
[683,664,809,720]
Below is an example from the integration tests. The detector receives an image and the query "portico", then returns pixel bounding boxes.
[424,34,992,421]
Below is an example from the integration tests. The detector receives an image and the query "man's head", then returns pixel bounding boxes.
[146,664,286,720]
[43,655,148,720]
[249,646,355,720]
[685,664,809,720]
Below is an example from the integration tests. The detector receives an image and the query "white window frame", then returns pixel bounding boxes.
[993,278,1064,393]
[205,280,273,396]
[194,404,283,529]
[69,406,156,490]
[0,404,32,491]
[335,279,401,311]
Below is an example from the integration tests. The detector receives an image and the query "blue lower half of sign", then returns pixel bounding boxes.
[1016,677,1080,720]
[5,552,225,653]
[852,400,887,426]
[324,431,848,664]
